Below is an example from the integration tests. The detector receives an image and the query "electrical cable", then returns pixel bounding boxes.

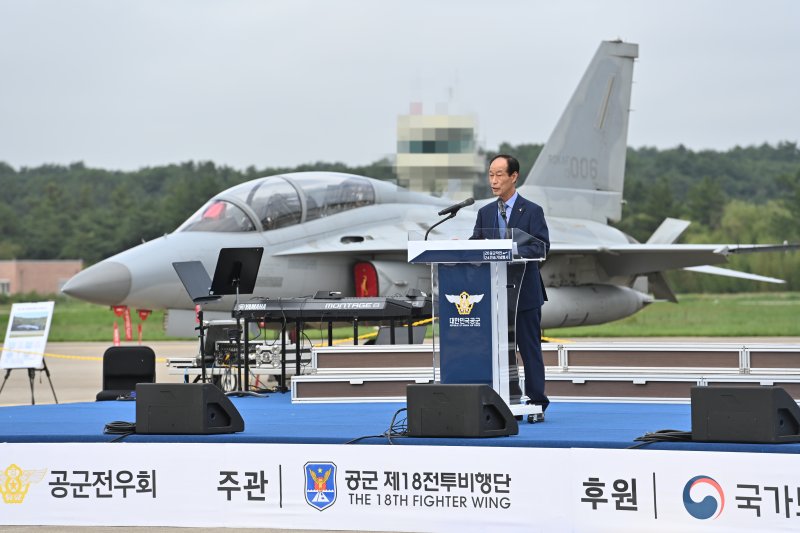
[246,367,272,394]
[345,407,408,445]
[103,420,136,442]
[387,408,408,445]
[628,429,692,449]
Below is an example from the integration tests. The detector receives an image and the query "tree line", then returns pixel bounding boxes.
[1,141,798,292]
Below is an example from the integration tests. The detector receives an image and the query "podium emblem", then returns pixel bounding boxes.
[445,291,484,315]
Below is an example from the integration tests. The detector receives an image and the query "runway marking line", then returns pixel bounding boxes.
[543,336,575,343]
[312,317,434,347]
[1,347,168,363]
[4,327,560,361]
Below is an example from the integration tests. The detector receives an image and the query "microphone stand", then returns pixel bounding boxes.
[424,212,457,240]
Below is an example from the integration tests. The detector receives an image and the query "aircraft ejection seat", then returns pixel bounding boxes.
[95,346,156,401]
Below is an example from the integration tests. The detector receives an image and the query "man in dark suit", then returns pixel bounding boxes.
[471,154,551,411]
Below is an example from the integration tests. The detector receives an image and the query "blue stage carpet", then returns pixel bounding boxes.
[2,393,799,454]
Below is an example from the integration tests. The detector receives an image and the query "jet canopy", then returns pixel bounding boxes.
[176,172,377,233]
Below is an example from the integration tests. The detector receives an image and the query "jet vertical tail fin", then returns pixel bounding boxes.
[518,40,638,224]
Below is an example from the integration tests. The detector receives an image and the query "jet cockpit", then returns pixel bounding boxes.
[176,172,377,233]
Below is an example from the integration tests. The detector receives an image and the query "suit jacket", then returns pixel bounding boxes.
[471,194,550,310]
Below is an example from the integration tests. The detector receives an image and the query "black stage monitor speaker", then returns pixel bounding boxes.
[406,384,518,438]
[135,383,245,434]
[691,386,800,444]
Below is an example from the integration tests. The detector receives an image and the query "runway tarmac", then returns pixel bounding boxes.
[2,337,799,407]
[0,341,195,406]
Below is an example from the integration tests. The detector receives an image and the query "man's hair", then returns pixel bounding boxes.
[489,154,520,176]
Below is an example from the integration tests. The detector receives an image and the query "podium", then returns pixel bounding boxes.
[408,229,546,421]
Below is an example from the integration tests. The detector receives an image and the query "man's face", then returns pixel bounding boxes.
[488,158,518,201]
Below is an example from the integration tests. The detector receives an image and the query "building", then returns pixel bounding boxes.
[395,103,484,200]
[0,260,83,296]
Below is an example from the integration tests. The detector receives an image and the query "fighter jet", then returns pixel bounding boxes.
[62,40,791,336]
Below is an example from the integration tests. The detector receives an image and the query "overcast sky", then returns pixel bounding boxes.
[1,0,798,171]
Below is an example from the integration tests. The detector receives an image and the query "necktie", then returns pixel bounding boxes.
[497,199,508,238]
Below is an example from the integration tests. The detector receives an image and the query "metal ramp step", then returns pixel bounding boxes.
[292,373,435,403]
[292,371,800,404]
[313,344,439,373]
[291,342,800,403]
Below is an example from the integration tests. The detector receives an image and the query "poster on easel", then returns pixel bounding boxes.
[0,301,55,369]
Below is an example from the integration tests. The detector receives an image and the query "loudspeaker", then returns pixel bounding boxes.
[135,383,245,434]
[691,386,800,443]
[406,384,518,437]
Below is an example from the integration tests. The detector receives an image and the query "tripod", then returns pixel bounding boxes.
[0,360,59,405]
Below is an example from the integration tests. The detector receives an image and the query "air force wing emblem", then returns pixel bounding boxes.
[1,464,46,504]
[304,462,337,511]
[445,291,484,315]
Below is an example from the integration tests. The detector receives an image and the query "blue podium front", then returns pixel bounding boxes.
[437,262,499,386]
[408,236,517,403]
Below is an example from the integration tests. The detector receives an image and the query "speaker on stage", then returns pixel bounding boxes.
[135,383,244,434]
[406,384,518,438]
[691,385,800,444]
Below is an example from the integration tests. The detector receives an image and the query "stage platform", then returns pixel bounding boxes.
[2,392,799,454]
[4,392,800,531]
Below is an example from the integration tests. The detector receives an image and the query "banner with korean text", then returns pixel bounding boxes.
[2,443,800,531]
[0,443,570,532]
[570,448,800,532]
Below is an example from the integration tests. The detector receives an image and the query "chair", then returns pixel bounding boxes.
[96,346,156,401]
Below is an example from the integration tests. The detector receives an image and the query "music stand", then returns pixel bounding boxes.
[209,247,264,397]
[172,261,222,384]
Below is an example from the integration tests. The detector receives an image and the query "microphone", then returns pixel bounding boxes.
[437,197,475,216]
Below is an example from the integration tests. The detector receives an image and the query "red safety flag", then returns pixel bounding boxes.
[138,309,151,321]
[113,322,120,346]
[123,307,133,341]
[112,305,127,317]
[195,304,201,323]
[137,323,143,344]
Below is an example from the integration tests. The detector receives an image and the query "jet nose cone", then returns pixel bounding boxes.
[61,261,132,305]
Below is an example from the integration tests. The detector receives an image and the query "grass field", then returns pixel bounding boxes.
[545,292,800,337]
[0,300,175,343]
[0,292,798,343]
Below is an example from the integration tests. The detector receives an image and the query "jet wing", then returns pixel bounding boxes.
[276,236,798,273]
[549,243,798,277]
[683,265,785,284]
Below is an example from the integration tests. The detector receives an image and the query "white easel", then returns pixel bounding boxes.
[0,301,58,404]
